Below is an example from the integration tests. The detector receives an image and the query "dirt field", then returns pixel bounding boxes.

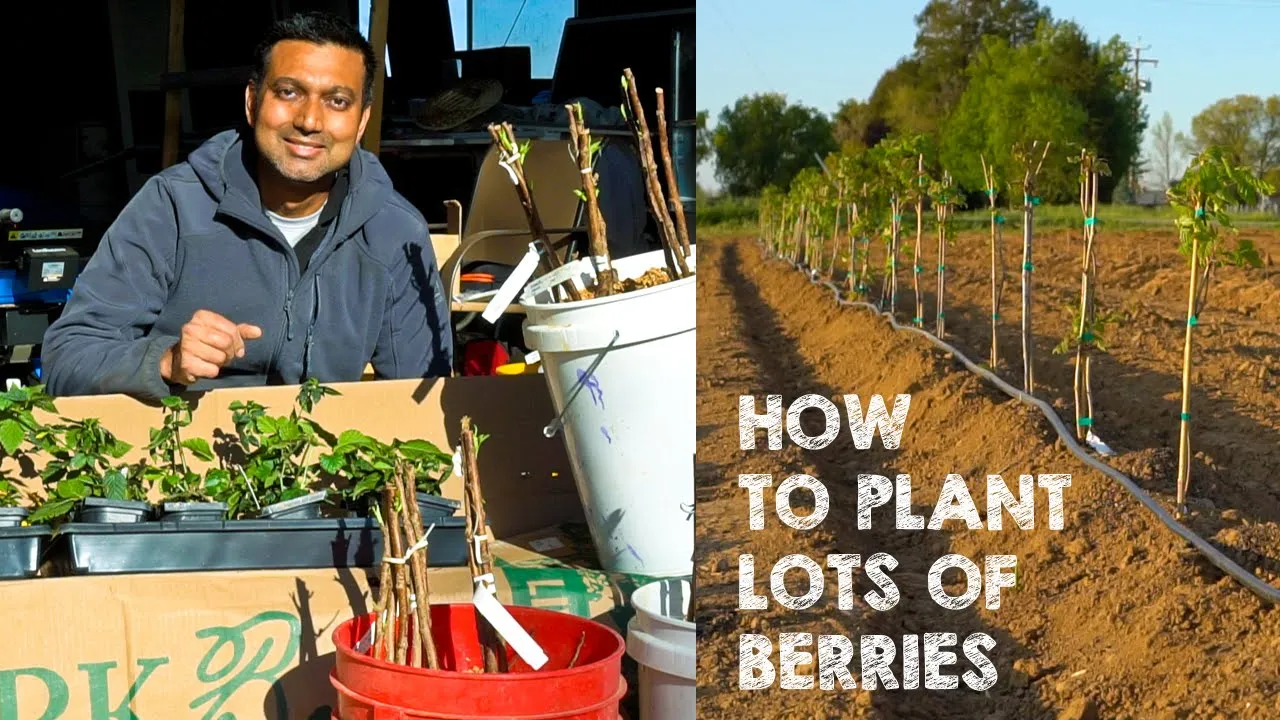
[693,232,1280,719]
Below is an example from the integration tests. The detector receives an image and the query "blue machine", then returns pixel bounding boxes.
[0,199,85,385]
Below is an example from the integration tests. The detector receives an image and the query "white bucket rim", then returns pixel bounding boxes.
[522,263,696,312]
[626,618,696,680]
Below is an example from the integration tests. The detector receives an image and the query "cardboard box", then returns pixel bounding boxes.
[8,374,585,537]
[0,541,622,719]
[0,374,629,717]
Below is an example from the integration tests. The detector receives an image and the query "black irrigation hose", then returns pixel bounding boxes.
[754,237,1280,606]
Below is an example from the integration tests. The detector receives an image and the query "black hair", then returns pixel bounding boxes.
[249,11,377,106]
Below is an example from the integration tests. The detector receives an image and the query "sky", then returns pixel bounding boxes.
[697,0,1280,192]
[362,0,576,80]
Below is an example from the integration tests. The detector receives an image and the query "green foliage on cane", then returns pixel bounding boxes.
[214,378,340,518]
[324,432,456,506]
[1166,147,1274,510]
[1168,147,1273,301]
[1053,305,1124,355]
[132,396,215,504]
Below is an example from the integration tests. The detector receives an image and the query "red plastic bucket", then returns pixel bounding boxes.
[331,669,627,719]
[332,604,626,717]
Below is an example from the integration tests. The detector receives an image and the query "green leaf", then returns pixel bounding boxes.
[103,470,128,500]
[318,453,345,474]
[27,498,76,524]
[54,478,86,500]
[109,440,132,459]
[0,419,24,455]
[181,438,215,462]
[396,439,447,461]
[69,453,91,470]
[339,430,371,447]
[204,469,230,491]
[255,416,278,434]
[161,396,184,409]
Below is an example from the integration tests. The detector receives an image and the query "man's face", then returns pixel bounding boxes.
[245,40,371,185]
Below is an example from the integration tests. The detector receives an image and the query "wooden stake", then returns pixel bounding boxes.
[654,89,692,257]
[914,154,925,328]
[161,0,185,169]
[372,492,393,661]
[461,417,507,673]
[567,103,616,295]
[385,488,410,665]
[981,154,1004,369]
[485,122,582,302]
[622,69,689,279]
[395,464,440,670]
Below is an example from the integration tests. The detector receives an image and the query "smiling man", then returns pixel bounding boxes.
[41,12,453,400]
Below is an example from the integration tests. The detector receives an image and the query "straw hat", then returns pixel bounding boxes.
[411,78,504,131]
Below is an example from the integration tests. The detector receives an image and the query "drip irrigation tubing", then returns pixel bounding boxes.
[754,237,1280,606]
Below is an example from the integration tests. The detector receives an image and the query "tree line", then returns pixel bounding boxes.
[700,0,1280,207]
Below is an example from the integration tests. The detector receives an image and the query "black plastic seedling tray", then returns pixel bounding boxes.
[0,526,51,579]
[47,516,468,575]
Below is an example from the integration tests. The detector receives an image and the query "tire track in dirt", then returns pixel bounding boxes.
[695,235,1280,720]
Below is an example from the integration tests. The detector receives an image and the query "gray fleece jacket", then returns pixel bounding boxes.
[41,128,453,400]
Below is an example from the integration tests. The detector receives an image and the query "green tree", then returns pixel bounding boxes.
[939,20,1143,203]
[1150,111,1182,189]
[1177,95,1280,187]
[711,93,837,196]
[696,110,712,164]
[911,0,1051,113]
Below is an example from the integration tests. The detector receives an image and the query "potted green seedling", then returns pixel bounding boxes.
[130,395,228,521]
[1165,147,1273,514]
[27,416,143,525]
[211,378,340,520]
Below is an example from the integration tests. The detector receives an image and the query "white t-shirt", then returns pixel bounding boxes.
[265,204,325,247]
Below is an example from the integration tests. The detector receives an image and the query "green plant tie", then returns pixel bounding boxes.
[1188,316,1198,326]
[938,264,946,272]
[1084,217,1097,226]
[894,214,903,222]
[1195,208,1205,218]
[915,265,923,273]
[1180,412,1191,421]
[1024,195,1041,205]
[986,188,995,196]
[995,214,1006,225]
[913,316,923,323]
[937,311,945,318]
[1081,332,1094,341]
[1023,262,1034,272]
[992,313,1000,319]
[1077,417,1092,427]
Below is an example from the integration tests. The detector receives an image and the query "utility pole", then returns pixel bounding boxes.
[1127,40,1158,200]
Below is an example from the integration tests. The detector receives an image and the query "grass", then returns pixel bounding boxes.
[950,203,1280,231]
[695,195,1280,235]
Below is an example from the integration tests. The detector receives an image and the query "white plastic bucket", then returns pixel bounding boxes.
[521,248,694,576]
[627,578,695,720]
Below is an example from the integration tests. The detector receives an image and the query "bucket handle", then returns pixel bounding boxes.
[543,329,621,438]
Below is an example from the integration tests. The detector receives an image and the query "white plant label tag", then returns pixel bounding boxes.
[452,446,463,477]
[356,623,375,653]
[472,583,548,670]
[482,244,540,323]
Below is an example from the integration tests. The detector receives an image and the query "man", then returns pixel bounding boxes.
[41,11,452,400]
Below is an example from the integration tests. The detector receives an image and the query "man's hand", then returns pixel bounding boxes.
[160,309,263,385]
